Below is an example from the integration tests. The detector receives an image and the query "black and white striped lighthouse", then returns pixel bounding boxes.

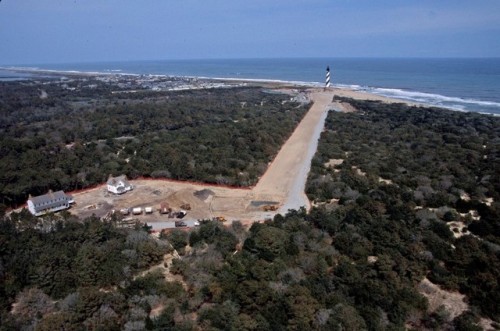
[325,66,331,88]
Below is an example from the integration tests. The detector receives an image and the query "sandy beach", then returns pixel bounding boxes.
[332,87,422,106]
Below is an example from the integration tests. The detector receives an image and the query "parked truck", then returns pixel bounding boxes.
[175,221,187,227]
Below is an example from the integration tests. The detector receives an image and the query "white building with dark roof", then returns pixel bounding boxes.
[27,190,74,216]
[107,175,133,195]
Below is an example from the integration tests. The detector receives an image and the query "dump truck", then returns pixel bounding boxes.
[159,203,171,214]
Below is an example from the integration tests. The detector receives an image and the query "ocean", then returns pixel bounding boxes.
[1,58,500,115]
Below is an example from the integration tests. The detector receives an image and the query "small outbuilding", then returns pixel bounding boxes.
[27,190,74,216]
[107,175,133,195]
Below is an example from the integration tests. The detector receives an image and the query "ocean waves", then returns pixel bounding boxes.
[339,84,500,115]
[2,58,500,115]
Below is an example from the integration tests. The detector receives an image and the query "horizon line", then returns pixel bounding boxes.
[2,56,500,66]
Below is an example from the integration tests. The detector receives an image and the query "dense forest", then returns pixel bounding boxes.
[307,97,499,245]
[306,98,500,326]
[1,208,497,330]
[0,78,308,208]
[1,96,498,330]
[0,212,176,330]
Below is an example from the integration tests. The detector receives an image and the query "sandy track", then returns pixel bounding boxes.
[253,90,335,212]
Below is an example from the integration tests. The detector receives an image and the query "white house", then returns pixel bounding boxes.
[107,175,133,195]
[27,190,74,216]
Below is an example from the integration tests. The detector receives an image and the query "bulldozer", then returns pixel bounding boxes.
[262,205,278,212]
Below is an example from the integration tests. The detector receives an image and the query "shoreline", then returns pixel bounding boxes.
[1,65,499,115]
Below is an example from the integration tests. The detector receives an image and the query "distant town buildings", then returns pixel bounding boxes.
[27,190,74,216]
[107,175,133,195]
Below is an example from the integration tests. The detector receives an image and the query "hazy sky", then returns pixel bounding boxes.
[1,0,500,64]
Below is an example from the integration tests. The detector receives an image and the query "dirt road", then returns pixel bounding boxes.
[253,90,335,212]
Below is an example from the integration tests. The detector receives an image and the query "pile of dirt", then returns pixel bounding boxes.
[167,189,203,208]
[194,189,215,201]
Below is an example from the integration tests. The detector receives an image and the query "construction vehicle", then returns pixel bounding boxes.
[159,203,171,215]
[213,216,227,222]
[176,210,187,219]
[262,205,278,212]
